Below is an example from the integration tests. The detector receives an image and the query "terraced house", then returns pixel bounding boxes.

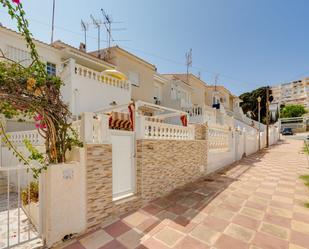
[0,25,281,248]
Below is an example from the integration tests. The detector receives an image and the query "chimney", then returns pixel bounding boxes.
[79,42,86,52]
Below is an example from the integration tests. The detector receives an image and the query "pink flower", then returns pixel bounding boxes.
[12,0,20,4]
[34,114,43,121]
[35,123,40,129]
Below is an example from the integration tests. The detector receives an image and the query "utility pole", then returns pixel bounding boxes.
[257,96,261,150]
[185,48,192,84]
[50,0,56,44]
[266,86,270,148]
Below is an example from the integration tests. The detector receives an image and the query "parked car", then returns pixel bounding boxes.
[282,128,294,135]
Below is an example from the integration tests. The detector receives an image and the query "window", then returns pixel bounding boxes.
[46,62,56,76]
[128,71,140,86]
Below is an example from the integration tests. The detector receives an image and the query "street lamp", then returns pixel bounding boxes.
[257,96,262,150]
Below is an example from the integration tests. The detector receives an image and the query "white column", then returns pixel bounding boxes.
[97,114,110,143]
[80,112,94,144]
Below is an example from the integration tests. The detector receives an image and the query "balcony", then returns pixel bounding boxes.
[63,62,131,115]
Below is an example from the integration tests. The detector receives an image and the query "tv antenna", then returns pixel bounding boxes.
[214,73,220,91]
[90,14,102,56]
[185,48,192,83]
[81,19,88,50]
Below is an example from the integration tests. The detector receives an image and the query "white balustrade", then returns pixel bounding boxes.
[3,130,44,146]
[140,118,195,140]
[208,124,230,151]
[75,64,130,90]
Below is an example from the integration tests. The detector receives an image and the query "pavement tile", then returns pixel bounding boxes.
[288,243,307,249]
[224,223,255,242]
[266,206,293,219]
[80,230,113,249]
[232,214,261,230]
[210,207,236,221]
[153,227,185,247]
[252,232,289,249]
[291,220,309,235]
[166,204,188,215]
[104,220,131,238]
[263,213,291,228]
[123,212,149,227]
[99,239,127,249]
[290,230,309,249]
[141,204,162,215]
[139,237,169,249]
[215,234,249,249]
[174,236,210,249]
[117,229,146,249]
[240,207,264,220]
[190,224,221,245]
[203,215,229,232]
[259,222,289,240]
[293,212,309,224]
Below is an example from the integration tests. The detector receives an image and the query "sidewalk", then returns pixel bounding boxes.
[64,138,309,249]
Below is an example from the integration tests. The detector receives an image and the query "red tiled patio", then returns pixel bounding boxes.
[63,138,309,249]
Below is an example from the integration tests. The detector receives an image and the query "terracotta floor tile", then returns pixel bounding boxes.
[166,204,188,215]
[215,234,249,249]
[174,236,209,249]
[136,218,160,233]
[141,204,162,215]
[291,220,309,235]
[290,230,309,249]
[153,227,185,247]
[80,230,113,249]
[240,207,264,220]
[123,212,150,227]
[263,214,291,228]
[252,232,289,249]
[224,223,255,242]
[259,222,289,240]
[104,221,131,238]
[117,229,146,249]
[293,212,309,224]
[232,214,261,230]
[140,237,169,249]
[64,242,86,249]
[190,224,221,245]
[99,239,127,249]
[210,207,236,221]
[203,215,229,232]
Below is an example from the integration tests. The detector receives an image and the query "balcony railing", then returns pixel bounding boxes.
[75,64,130,90]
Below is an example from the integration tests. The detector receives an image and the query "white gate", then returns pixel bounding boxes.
[111,131,135,200]
[0,166,42,249]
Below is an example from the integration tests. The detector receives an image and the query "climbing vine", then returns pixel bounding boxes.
[0,0,82,178]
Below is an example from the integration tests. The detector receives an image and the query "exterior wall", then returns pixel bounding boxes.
[106,48,157,103]
[62,59,131,115]
[85,137,208,231]
[136,139,207,202]
[85,144,142,232]
[43,160,87,248]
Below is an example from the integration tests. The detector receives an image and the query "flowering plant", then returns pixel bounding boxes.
[0,0,82,178]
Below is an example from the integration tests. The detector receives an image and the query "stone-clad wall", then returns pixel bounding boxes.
[136,139,208,201]
[85,135,208,231]
[85,144,142,232]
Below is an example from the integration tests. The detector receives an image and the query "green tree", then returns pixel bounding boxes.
[239,87,269,124]
[280,104,307,118]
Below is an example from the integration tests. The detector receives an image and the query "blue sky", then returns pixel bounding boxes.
[1,0,309,95]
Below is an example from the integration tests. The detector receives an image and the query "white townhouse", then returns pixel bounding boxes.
[0,26,131,130]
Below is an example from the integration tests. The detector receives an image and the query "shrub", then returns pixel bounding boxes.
[21,181,39,206]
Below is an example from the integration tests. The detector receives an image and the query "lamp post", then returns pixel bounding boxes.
[257,96,261,150]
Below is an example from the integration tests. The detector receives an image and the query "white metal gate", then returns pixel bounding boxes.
[0,166,42,249]
[111,131,135,201]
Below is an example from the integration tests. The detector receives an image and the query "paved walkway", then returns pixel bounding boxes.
[65,138,309,249]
